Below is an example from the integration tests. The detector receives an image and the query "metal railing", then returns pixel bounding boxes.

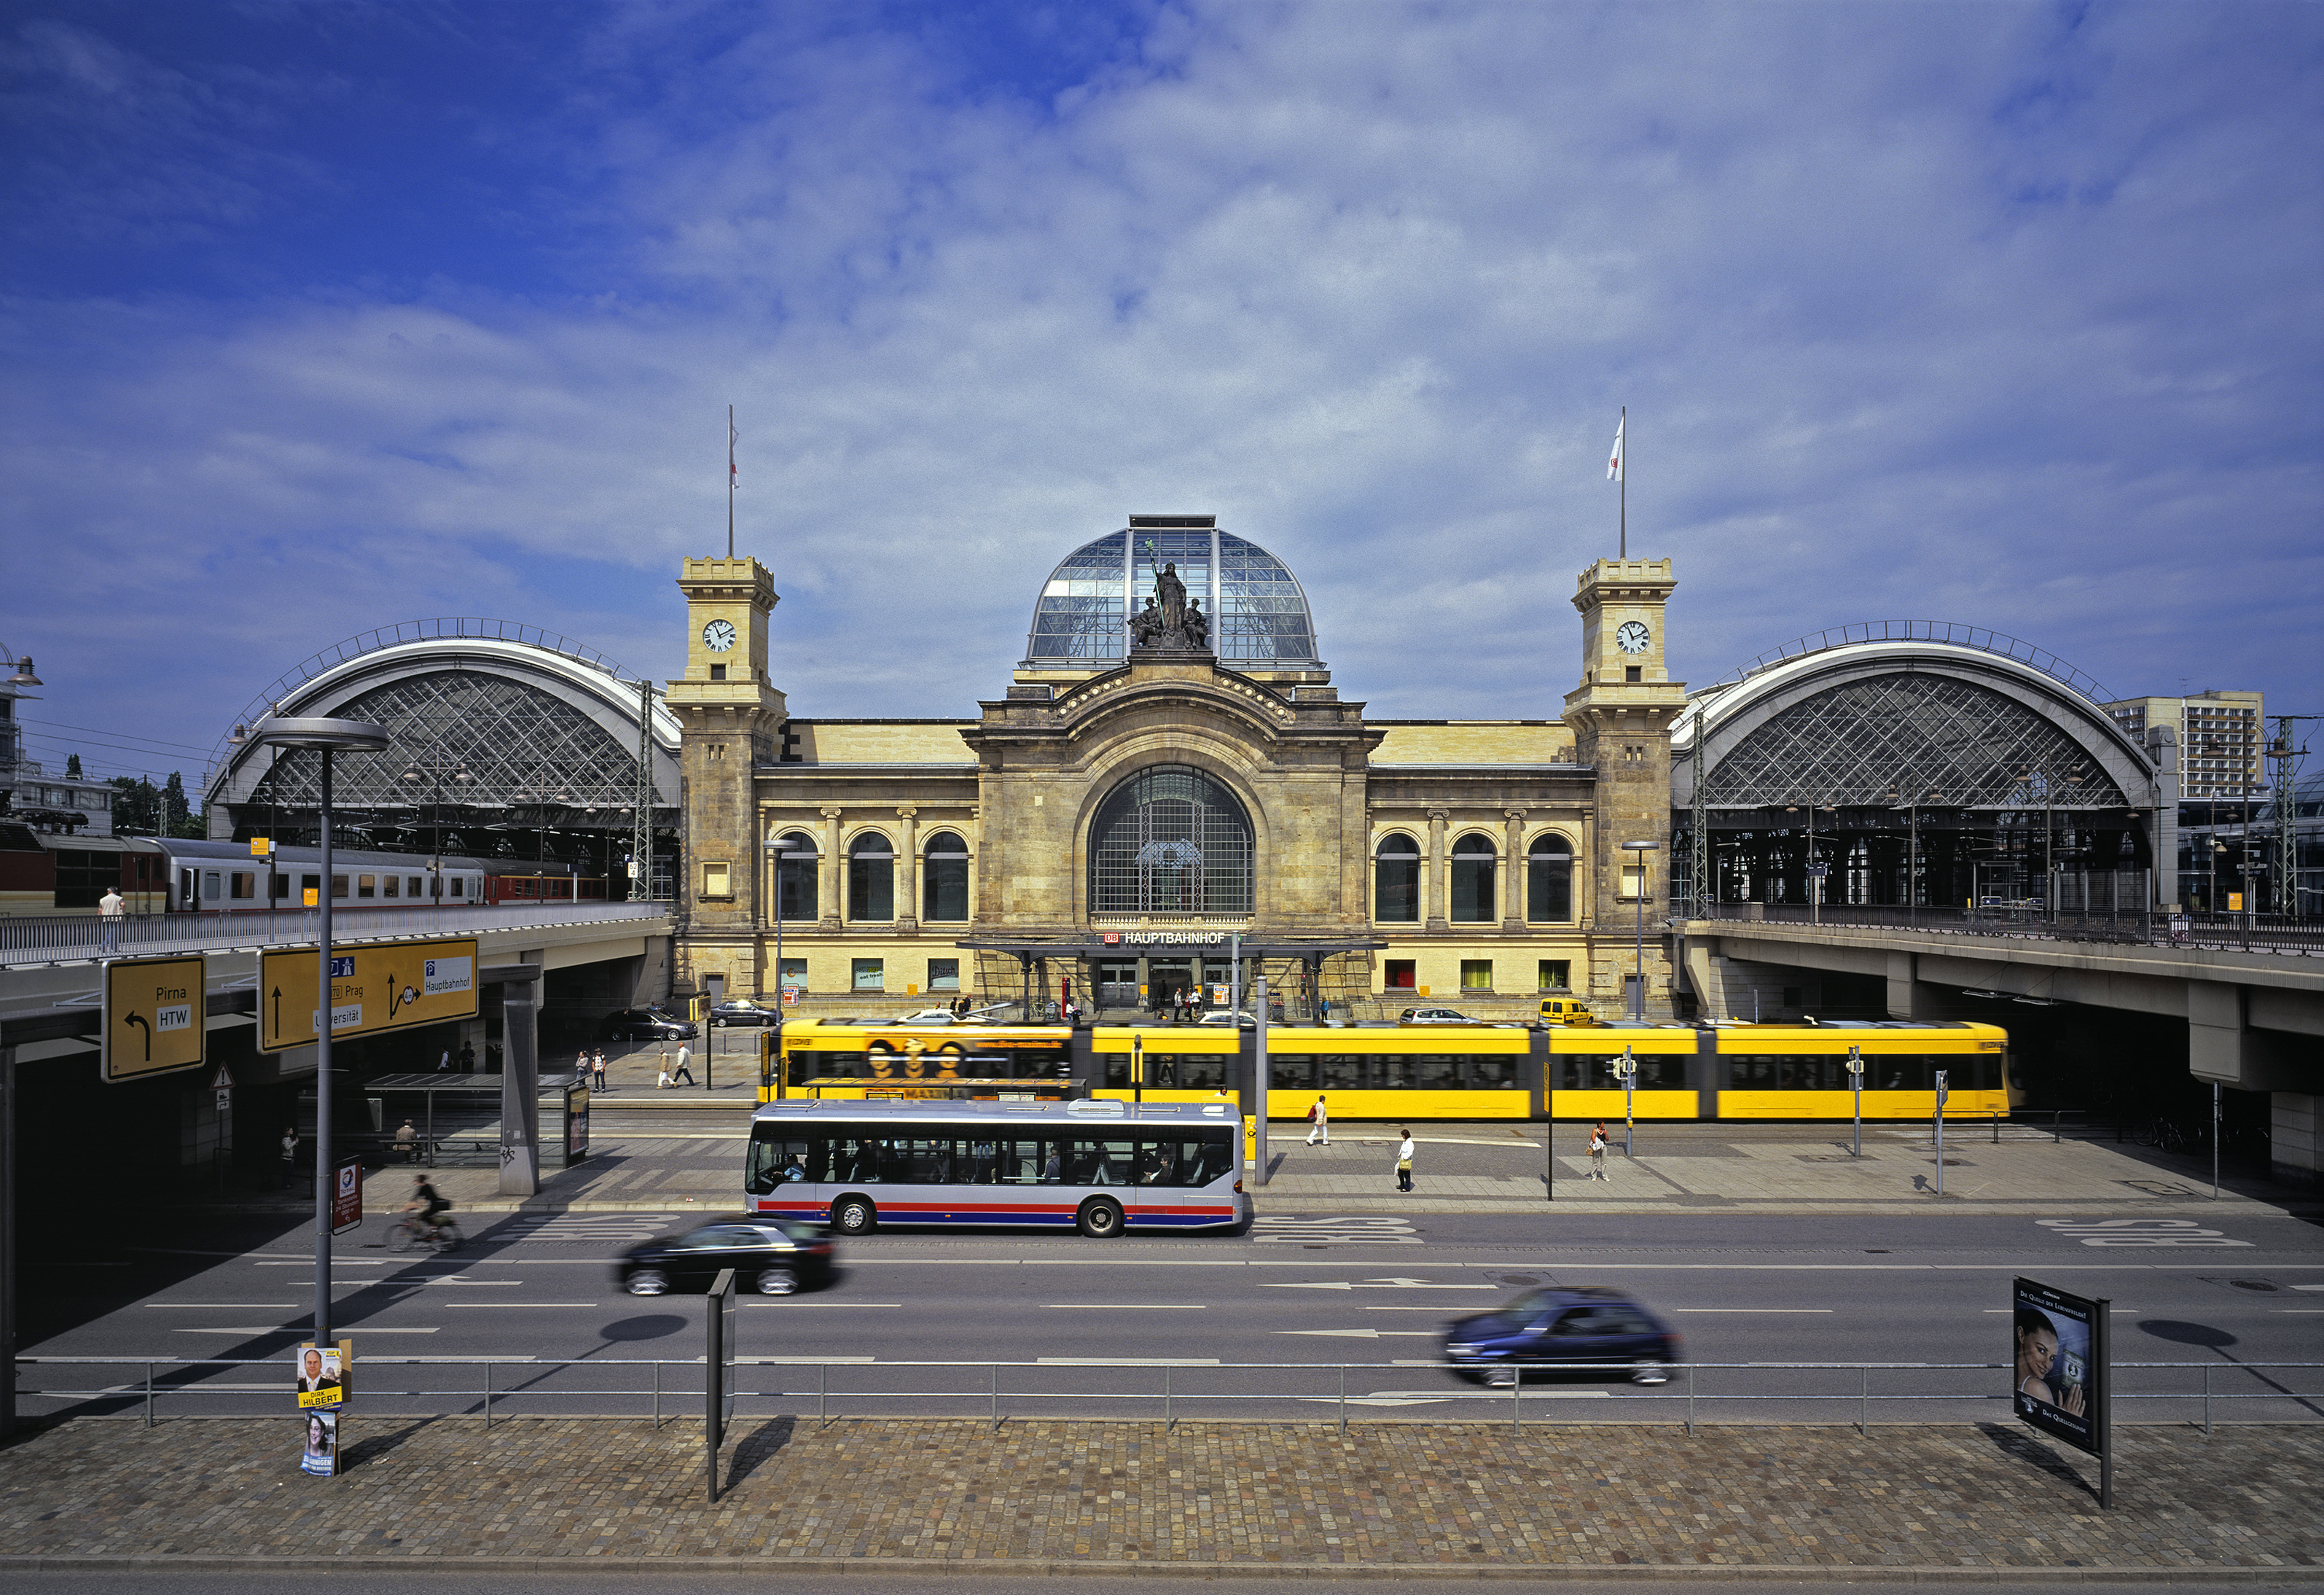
[0,900,673,964]
[19,1356,2320,1435]
[1688,900,2320,955]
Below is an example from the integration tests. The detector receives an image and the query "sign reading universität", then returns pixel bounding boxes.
[257,937,480,1053]
[102,955,206,1083]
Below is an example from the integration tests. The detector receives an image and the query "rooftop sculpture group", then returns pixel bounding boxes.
[1128,559,1210,654]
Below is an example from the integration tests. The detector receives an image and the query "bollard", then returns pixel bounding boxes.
[992,1364,1001,1432]
[1164,1365,1172,1432]
[1339,1366,1347,1435]
[1512,1369,1522,1432]
[819,1362,827,1428]
[652,1360,660,1429]
[1992,1112,2000,1144]
[484,1361,493,1429]
[1686,1363,1696,1436]
[2202,1363,2211,1436]
[145,1362,155,1428]
[1859,1367,1867,1436]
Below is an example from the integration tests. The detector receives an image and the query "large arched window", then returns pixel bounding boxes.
[1449,832,1496,922]
[1374,832,1420,922]
[923,830,969,921]
[770,830,818,921]
[847,832,893,921]
[1087,765,1253,916]
[1526,834,1573,923]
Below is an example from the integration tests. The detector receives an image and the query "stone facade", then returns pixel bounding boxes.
[672,532,1686,1021]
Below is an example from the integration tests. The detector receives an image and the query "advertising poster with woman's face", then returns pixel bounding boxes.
[2012,1277,2098,1452]
[300,1410,338,1476]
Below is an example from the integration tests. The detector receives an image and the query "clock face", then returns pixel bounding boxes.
[701,619,737,653]
[1615,620,1651,655]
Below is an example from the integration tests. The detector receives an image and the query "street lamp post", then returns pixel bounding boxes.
[1615,1045,1637,1158]
[762,839,795,1099]
[1622,841,1658,1020]
[250,717,391,1352]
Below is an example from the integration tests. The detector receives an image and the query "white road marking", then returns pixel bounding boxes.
[257,1260,384,1266]
[442,1302,601,1308]
[1272,1279,1492,1291]
[744,1356,877,1364]
[1672,1309,1834,1314]
[1043,1303,1208,1310]
[1276,1328,1439,1338]
[1037,1357,1220,1365]
[744,1300,901,1308]
[147,1303,297,1309]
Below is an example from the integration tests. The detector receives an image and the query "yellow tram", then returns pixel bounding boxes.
[762,1017,2012,1122]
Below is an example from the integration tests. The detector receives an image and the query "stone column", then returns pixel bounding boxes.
[895,806,920,933]
[818,806,843,932]
[1425,808,1449,932]
[1501,808,1527,932]
[498,972,540,1196]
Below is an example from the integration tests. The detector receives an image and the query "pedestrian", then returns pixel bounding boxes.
[1394,1128,1415,1193]
[655,1047,674,1090]
[457,1043,475,1073]
[279,1126,300,1190]
[1306,1096,1330,1146]
[1589,1120,1608,1182]
[436,1046,452,1072]
[98,884,125,952]
[590,1048,609,1092]
[671,1042,697,1087]
[394,1119,420,1163]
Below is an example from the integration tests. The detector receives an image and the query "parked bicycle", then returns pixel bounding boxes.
[384,1212,464,1253]
[2134,1118,2191,1154]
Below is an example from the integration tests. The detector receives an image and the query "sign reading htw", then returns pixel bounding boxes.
[258,937,480,1053]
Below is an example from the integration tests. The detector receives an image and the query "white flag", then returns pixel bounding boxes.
[1606,416,1624,482]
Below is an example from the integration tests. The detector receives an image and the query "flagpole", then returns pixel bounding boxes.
[1619,405,1626,560]
[727,405,736,559]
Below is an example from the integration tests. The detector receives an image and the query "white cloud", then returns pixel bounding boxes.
[4,0,2318,771]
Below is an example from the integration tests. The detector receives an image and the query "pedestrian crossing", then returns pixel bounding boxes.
[1251,1216,1421,1245]
[490,1213,682,1244]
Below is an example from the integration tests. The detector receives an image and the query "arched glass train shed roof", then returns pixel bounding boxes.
[202,619,682,834]
[1672,625,2159,814]
[1025,520,1321,669]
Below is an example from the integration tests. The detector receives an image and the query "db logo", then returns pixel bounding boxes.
[1102,934,1120,945]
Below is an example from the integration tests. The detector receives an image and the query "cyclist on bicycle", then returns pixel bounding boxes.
[402,1174,455,1246]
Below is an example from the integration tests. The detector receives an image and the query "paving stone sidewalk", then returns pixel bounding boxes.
[1,1416,2317,1574]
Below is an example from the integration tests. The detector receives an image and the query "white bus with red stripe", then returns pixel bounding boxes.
[743,1098,1249,1237]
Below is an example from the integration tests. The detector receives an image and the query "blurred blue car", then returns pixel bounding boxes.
[1442,1285,1679,1384]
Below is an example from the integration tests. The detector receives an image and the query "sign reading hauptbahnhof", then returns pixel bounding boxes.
[257,937,480,1053]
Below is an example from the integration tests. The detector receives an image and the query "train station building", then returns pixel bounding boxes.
[670,518,1686,1020]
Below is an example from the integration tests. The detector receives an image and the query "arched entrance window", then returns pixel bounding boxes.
[848,832,894,921]
[1374,832,1420,923]
[1087,765,1253,916]
[770,830,818,921]
[923,830,969,921]
[1526,835,1573,923]
[1449,833,1496,922]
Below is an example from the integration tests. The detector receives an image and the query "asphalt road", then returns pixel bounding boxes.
[24,1134,2323,1427]
[1,1577,2307,1595]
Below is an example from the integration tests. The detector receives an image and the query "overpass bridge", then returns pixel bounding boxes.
[1675,907,2323,1188]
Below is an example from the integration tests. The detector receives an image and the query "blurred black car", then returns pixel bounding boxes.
[617,1216,835,1296]
[1442,1285,1679,1384]
[709,999,782,1028]
[598,1005,698,1042]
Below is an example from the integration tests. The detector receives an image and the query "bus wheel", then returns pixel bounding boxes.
[1078,1198,1124,1239]
[832,1196,877,1235]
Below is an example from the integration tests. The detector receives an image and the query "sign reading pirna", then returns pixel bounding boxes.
[2012,1277,2102,1454]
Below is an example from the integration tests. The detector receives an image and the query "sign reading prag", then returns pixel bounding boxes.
[257,937,480,1052]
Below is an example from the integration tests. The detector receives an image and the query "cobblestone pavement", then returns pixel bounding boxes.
[1,1416,2317,1574]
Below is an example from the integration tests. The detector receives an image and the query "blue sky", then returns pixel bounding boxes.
[4,0,2319,792]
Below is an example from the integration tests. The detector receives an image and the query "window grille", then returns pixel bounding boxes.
[1087,765,1253,916]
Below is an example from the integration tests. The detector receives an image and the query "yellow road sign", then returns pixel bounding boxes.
[257,937,480,1052]
[104,955,206,1083]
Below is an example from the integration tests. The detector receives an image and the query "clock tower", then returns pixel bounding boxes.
[667,557,786,967]
[1562,557,1686,1015]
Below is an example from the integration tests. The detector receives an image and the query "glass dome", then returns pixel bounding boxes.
[1024,521,1320,668]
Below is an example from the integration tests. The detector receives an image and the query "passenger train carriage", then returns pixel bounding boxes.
[763,1016,2013,1123]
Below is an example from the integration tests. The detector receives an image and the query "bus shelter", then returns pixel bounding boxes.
[351,1072,592,1169]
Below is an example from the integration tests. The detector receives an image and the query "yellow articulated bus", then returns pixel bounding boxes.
[763,1017,2011,1122]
